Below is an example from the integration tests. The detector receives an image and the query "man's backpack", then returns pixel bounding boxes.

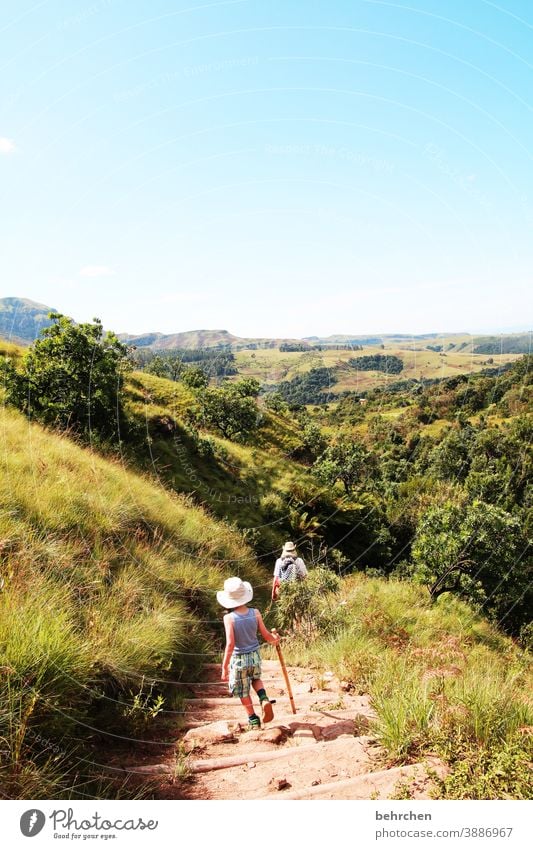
[279,555,298,582]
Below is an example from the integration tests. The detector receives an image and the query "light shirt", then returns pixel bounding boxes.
[273,556,308,579]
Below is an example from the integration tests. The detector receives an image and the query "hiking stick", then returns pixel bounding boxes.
[271,629,296,714]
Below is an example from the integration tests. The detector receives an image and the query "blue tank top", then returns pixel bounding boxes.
[231,607,259,654]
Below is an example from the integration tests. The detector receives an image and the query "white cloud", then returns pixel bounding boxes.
[0,137,16,155]
[79,265,115,278]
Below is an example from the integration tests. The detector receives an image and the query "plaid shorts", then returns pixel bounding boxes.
[229,649,262,698]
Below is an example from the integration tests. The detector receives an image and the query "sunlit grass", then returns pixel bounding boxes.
[279,574,532,797]
[0,404,266,797]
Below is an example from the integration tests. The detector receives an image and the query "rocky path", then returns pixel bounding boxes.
[126,661,446,800]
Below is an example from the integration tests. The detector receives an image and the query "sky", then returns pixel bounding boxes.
[1,0,532,338]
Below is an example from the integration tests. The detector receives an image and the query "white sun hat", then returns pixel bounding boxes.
[216,576,253,608]
[281,541,297,557]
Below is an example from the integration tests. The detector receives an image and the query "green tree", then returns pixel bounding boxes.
[411,500,531,632]
[199,386,259,441]
[426,426,475,481]
[1,313,130,442]
[231,377,261,398]
[144,354,183,381]
[181,366,209,389]
[145,355,173,380]
[264,392,288,413]
[301,422,327,459]
[314,439,375,493]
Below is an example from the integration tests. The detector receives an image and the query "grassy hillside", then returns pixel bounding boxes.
[0,336,24,362]
[275,573,533,799]
[125,370,320,557]
[131,330,523,397]
[233,342,521,397]
[125,369,394,570]
[124,357,531,576]
[0,402,265,797]
[1,329,531,799]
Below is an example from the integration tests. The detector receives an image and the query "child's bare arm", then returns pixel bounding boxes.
[255,611,279,644]
[221,614,235,681]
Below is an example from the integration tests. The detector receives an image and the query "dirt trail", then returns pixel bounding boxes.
[126,660,446,800]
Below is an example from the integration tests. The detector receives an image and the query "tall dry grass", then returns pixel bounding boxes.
[278,573,532,798]
[0,406,266,797]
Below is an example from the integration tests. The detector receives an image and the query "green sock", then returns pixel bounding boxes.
[257,688,268,702]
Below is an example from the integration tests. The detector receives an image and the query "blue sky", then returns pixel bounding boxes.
[1,0,532,337]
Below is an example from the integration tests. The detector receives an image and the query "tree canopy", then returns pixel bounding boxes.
[1,313,131,442]
[411,501,531,631]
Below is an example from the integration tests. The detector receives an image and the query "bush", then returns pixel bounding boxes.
[411,500,530,634]
[198,386,259,441]
[436,735,533,800]
[1,313,131,442]
[519,621,533,651]
[274,567,342,637]
[259,492,286,522]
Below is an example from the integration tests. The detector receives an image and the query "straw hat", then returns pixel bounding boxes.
[216,576,253,608]
[281,541,297,557]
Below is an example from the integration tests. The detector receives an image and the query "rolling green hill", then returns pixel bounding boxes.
[233,341,522,399]
[2,299,526,398]
[472,334,532,355]
[0,328,531,800]
[0,388,265,797]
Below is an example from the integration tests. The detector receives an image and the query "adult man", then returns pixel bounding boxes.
[272,541,308,600]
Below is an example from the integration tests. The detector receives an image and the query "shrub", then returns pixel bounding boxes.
[436,735,533,800]
[1,313,131,442]
[274,567,342,637]
[197,386,259,441]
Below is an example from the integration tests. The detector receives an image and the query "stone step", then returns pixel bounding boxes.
[279,760,447,800]
[179,705,373,731]
[124,735,375,777]
[190,734,374,774]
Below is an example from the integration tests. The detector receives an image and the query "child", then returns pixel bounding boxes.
[217,576,280,728]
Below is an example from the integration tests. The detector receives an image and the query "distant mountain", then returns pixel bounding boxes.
[118,328,311,351]
[303,332,452,345]
[0,297,57,343]
[119,328,242,350]
[1,297,530,354]
[0,299,307,351]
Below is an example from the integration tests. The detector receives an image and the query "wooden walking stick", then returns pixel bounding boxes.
[271,629,296,715]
